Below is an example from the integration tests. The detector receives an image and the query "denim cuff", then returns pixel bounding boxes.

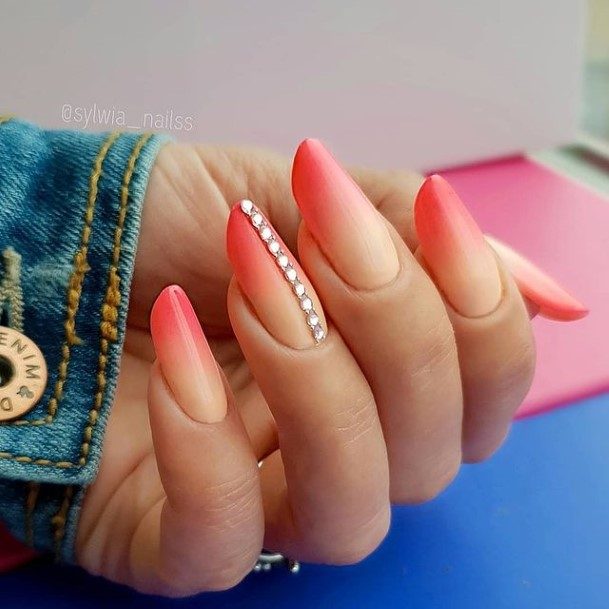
[0,118,167,561]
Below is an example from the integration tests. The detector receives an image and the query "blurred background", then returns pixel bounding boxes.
[583,0,609,142]
[0,0,588,169]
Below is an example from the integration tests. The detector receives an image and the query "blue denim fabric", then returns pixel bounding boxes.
[0,118,167,561]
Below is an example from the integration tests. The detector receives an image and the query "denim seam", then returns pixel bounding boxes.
[77,132,152,466]
[56,134,153,558]
[24,481,39,547]
[3,131,121,428]
[0,132,152,471]
[52,485,73,560]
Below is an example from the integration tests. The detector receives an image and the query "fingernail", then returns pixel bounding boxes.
[292,138,399,289]
[486,235,589,322]
[150,285,227,423]
[227,199,326,349]
[414,174,502,317]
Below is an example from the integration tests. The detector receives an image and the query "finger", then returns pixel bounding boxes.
[414,175,537,461]
[134,286,263,596]
[291,139,463,504]
[226,201,390,564]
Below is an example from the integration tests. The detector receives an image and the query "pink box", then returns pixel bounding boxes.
[440,157,609,417]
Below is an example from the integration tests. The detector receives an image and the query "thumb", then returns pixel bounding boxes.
[131,285,263,596]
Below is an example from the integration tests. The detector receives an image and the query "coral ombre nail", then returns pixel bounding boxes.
[415,174,502,317]
[292,138,399,289]
[227,200,326,349]
[150,285,226,423]
[486,236,589,322]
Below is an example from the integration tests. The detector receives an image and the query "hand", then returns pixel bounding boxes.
[75,139,586,596]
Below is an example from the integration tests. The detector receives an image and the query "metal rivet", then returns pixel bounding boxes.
[0,327,47,422]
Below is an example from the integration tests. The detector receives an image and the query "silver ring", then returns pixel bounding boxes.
[254,551,300,574]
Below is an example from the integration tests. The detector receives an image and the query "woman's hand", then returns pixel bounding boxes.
[75,139,586,596]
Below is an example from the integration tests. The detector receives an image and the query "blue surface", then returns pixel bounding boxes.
[3,393,609,609]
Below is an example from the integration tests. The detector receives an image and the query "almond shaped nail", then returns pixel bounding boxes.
[227,200,326,349]
[486,235,589,322]
[415,174,502,317]
[150,285,227,423]
[292,138,399,289]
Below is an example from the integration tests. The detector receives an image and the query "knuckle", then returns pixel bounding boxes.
[200,563,253,592]
[158,567,249,597]
[312,506,391,565]
[391,456,460,505]
[410,320,457,383]
[333,391,379,448]
[506,338,536,387]
[200,468,260,531]
[156,550,257,597]
[486,335,536,395]
[464,428,510,464]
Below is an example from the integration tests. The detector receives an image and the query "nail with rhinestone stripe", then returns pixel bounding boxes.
[227,200,327,348]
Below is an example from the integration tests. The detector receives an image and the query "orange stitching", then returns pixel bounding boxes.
[0,452,74,467]
[24,482,40,547]
[52,485,74,561]
[56,135,151,560]
[78,133,152,465]
[3,131,120,427]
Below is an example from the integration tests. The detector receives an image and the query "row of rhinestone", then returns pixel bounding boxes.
[239,199,325,344]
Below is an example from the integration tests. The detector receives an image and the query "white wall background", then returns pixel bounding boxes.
[0,0,584,170]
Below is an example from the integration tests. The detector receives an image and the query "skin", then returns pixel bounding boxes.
[74,141,547,596]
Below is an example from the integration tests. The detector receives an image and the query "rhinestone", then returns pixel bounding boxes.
[268,240,280,255]
[293,282,305,297]
[277,254,289,269]
[260,226,272,241]
[307,312,319,327]
[300,296,313,312]
[251,213,263,227]
[240,199,254,215]
[284,267,297,282]
[313,325,325,342]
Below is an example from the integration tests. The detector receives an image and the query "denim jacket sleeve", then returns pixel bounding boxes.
[0,117,167,561]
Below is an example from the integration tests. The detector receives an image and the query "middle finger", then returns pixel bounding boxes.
[292,139,464,504]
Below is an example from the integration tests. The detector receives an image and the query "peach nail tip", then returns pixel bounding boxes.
[485,235,589,321]
[542,305,589,322]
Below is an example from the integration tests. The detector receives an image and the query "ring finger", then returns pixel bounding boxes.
[291,139,464,504]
